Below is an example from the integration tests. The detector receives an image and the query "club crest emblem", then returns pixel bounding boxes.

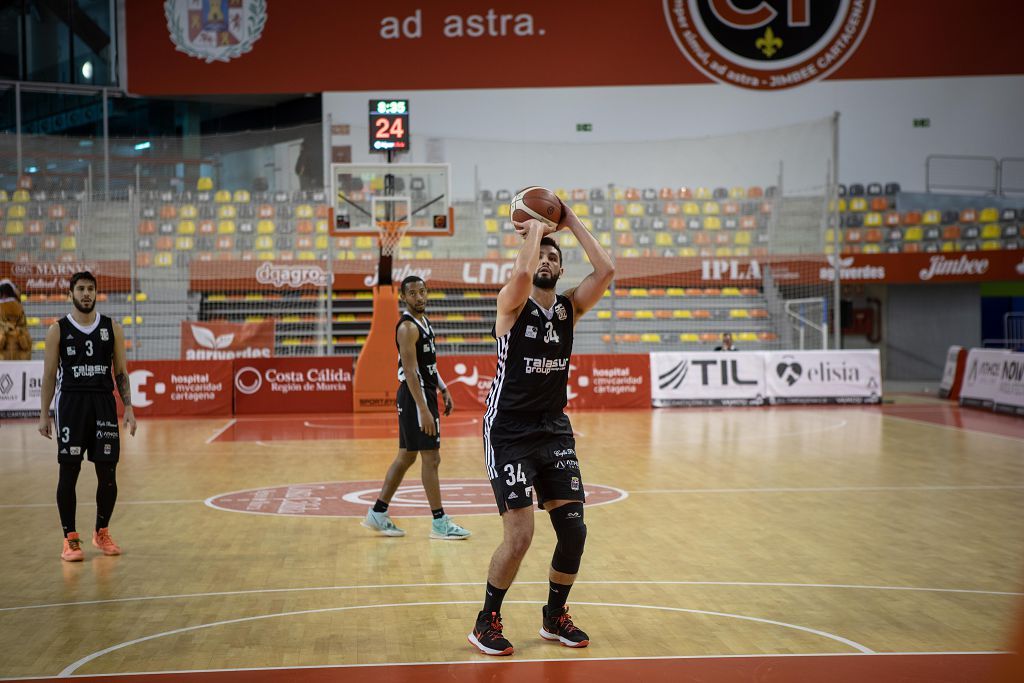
[165,0,268,64]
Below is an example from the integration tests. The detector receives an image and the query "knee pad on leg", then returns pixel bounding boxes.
[549,502,587,574]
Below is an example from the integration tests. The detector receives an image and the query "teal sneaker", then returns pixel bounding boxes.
[430,514,471,540]
[361,509,405,537]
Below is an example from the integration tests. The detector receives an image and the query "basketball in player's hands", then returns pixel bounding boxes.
[510,187,563,229]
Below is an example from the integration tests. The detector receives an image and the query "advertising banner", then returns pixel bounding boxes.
[0,261,132,294]
[650,352,766,407]
[939,346,966,400]
[181,321,275,360]
[763,350,882,404]
[437,354,651,411]
[233,357,354,414]
[0,360,44,417]
[960,349,1024,415]
[126,1,1022,95]
[120,360,233,417]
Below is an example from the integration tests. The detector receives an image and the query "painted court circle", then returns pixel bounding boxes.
[206,478,627,517]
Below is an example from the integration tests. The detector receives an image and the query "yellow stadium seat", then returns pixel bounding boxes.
[399,236,413,248]
[155,251,174,266]
[849,197,868,212]
[598,233,612,247]
[484,219,499,233]
[981,224,1001,239]
[315,220,328,233]
[922,209,941,225]
[729,309,750,318]
[979,208,999,223]
[903,227,923,241]
[218,220,236,234]
[296,204,314,218]
[233,190,251,203]
[722,287,741,296]
[178,220,196,235]
[735,332,758,342]
[180,204,197,219]
[981,240,1001,251]
[714,247,732,257]
[298,251,317,261]
[175,236,194,250]
[655,233,673,246]
[734,247,751,256]
[7,204,26,218]
[864,212,882,227]
[255,235,274,250]
[214,190,232,203]
[0,190,7,202]
[218,204,237,219]
[627,203,644,216]
[695,187,712,199]
[497,204,510,217]
[612,217,629,232]
[941,241,956,252]
[559,232,577,248]
[704,216,722,230]
[5,220,24,235]
[315,235,328,249]
[257,220,276,234]
[734,231,752,245]
[597,310,611,319]
[12,189,29,202]
[702,202,720,215]
[61,236,76,250]
[628,288,649,297]
[554,188,569,200]
[673,310,693,319]
[729,187,746,199]
[683,202,700,215]
[415,250,433,259]
[635,310,655,319]
[640,333,661,343]
[679,333,700,342]
[355,236,374,249]
[677,247,697,256]
[862,243,881,254]
[257,251,276,260]
[571,202,589,216]
[666,288,685,296]
[197,177,214,191]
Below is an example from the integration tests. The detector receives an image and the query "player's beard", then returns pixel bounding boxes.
[72,297,94,313]
[533,271,559,290]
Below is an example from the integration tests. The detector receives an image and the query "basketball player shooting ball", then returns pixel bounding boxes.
[468,188,614,655]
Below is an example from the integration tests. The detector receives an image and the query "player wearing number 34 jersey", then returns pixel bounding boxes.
[468,197,615,657]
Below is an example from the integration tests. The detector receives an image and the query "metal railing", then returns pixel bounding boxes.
[925,154,1024,196]
[784,297,828,350]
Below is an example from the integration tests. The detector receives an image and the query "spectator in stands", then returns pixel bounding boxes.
[714,332,737,352]
[294,140,316,191]
[0,281,31,361]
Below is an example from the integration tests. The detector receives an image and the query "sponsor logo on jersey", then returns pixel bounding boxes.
[507,491,518,500]
[66,334,74,340]
[531,309,540,317]
[60,448,68,454]
[99,328,109,341]
[67,346,76,356]
[70,447,81,455]
[525,325,538,339]
[104,444,112,455]
[555,459,579,470]
[570,476,580,491]
[555,303,567,321]
[96,429,119,440]
[524,357,570,375]
[72,364,110,379]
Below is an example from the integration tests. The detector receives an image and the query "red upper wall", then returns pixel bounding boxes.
[127,1,1024,95]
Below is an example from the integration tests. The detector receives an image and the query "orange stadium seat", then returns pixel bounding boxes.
[870,197,889,211]
[677,187,693,199]
[959,208,977,223]
[902,210,922,225]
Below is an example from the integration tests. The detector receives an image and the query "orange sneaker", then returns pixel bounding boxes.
[61,533,84,562]
[92,528,121,556]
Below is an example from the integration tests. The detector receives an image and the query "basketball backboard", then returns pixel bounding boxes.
[329,163,453,237]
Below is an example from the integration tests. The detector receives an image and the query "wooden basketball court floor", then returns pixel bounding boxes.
[2,396,1023,682]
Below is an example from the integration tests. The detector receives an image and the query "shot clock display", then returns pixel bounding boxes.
[369,99,409,153]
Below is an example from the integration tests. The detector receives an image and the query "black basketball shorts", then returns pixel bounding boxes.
[54,391,120,463]
[396,382,441,452]
[484,411,585,514]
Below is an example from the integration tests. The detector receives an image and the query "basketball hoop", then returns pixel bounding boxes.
[376,219,410,257]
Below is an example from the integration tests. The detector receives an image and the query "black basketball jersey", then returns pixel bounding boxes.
[487,294,574,414]
[395,312,438,392]
[56,314,115,393]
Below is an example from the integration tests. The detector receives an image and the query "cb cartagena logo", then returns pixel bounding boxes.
[663,0,875,90]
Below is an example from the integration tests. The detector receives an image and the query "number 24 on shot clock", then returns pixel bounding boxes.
[369,99,409,152]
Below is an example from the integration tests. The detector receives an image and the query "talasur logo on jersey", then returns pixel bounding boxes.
[165,0,268,64]
[663,0,876,90]
[524,357,570,375]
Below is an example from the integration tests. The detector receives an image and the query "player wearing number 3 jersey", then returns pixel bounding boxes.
[468,197,615,656]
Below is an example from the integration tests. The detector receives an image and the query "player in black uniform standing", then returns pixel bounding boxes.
[361,275,471,540]
[38,272,136,561]
[468,201,614,656]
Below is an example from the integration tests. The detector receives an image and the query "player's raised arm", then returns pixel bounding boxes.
[558,200,615,324]
[37,323,60,439]
[495,219,548,337]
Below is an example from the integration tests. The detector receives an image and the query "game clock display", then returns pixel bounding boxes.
[369,99,409,152]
